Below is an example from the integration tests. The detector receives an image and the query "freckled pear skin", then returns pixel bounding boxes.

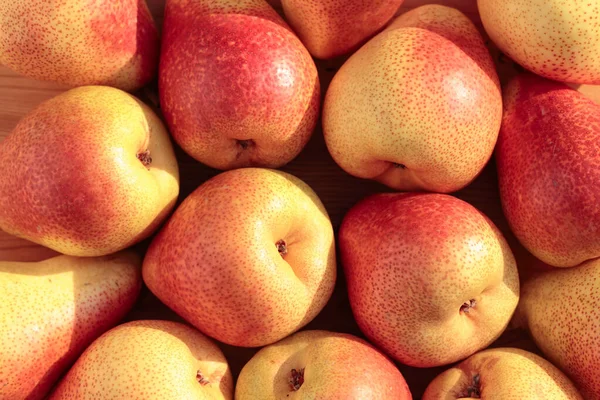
[281,0,405,59]
[496,74,600,268]
[423,348,583,399]
[478,0,600,84]
[323,5,502,193]
[159,0,320,170]
[0,252,142,400]
[0,0,158,91]
[340,193,520,367]
[236,330,412,400]
[515,259,600,400]
[142,168,336,348]
[0,86,180,257]
[48,320,233,400]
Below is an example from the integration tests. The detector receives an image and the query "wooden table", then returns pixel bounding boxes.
[1,0,597,397]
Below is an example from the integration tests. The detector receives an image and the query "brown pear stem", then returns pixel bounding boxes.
[196,370,210,386]
[462,374,481,398]
[276,240,288,256]
[460,299,477,314]
[289,368,305,391]
[137,150,152,167]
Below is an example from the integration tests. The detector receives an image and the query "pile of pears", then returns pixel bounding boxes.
[0,0,599,399]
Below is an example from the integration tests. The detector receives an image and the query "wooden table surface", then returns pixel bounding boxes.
[1,0,597,398]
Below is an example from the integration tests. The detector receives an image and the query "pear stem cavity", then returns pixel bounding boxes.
[196,370,210,386]
[276,239,288,256]
[289,368,305,391]
[460,299,477,314]
[237,139,254,150]
[461,373,481,398]
[137,150,152,167]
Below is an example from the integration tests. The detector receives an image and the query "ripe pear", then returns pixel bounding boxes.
[340,193,520,367]
[424,348,583,399]
[0,86,180,257]
[514,258,600,399]
[496,73,600,267]
[143,168,336,348]
[478,0,600,84]
[281,0,405,59]
[0,252,142,400]
[159,0,320,170]
[0,0,158,91]
[49,320,233,399]
[323,5,502,193]
[236,330,412,399]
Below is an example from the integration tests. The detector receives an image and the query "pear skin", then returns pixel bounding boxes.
[143,168,336,347]
[236,330,412,399]
[424,348,583,399]
[0,86,180,257]
[340,193,520,367]
[0,0,159,91]
[49,320,233,400]
[496,74,600,267]
[323,5,501,193]
[281,0,405,59]
[159,0,320,170]
[479,0,600,84]
[0,252,142,400]
[515,258,600,399]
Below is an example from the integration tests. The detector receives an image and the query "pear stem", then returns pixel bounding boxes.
[462,374,481,398]
[276,240,288,256]
[137,150,152,167]
[196,370,210,386]
[289,368,305,391]
[460,299,477,314]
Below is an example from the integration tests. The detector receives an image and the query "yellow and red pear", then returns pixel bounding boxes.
[49,320,233,400]
[496,73,600,267]
[0,86,180,257]
[159,0,320,170]
[323,5,501,193]
[478,0,600,84]
[281,0,405,59]
[514,258,600,399]
[236,330,412,399]
[340,193,519,367]
[0,0,159,91]
[0,252,141,400]
[424,348,582,399]
[143,168,336,347]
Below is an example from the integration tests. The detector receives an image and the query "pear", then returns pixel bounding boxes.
[340,193,520,367]
[0,252,141,400]
[143,168,336,348]
[514,258,600,399]
[236,330,412,399]
[159,0,320,170]
[49,320,233,400]
[496,73,600,267]
[479,0,600,84]
[281,0,405,59]
[424,348,582,399]
[0,0,159,91]
[323,5,501,193]
[0,86,180,257]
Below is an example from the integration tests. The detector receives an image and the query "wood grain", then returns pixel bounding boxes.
[0,0,594,397]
